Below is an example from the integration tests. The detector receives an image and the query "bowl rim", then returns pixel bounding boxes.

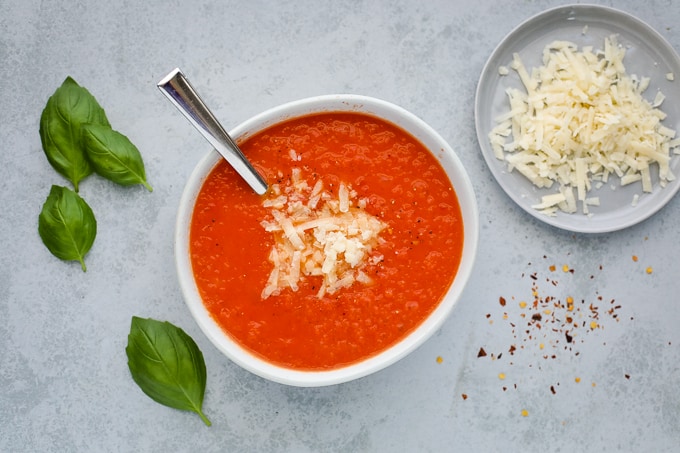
[175,94,479,386]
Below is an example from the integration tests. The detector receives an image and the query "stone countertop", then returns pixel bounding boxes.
[2,1,679,451]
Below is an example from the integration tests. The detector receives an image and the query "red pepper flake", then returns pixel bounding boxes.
[488,256,625,396]
[625,374,630,379]
[461,393,468,400]
[477,347,487,358]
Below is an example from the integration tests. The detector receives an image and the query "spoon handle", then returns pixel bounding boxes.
[157,68,268,195]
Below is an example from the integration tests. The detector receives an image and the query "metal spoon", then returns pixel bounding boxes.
[157,68,268,195]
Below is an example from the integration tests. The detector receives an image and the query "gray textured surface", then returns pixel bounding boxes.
[1,0,679,451]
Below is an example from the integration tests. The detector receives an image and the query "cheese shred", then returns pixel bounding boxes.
[260,167,386,299]
[489,36,678,216]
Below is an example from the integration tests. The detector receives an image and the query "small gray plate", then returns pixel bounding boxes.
[475,4,680,233]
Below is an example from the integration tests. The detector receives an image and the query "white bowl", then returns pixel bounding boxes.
[175,94,479,387]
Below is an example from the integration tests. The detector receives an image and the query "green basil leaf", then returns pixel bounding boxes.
[39,76,110,191]
[126,317,211,426]
[38,185,97,272]
[82,124,153,191]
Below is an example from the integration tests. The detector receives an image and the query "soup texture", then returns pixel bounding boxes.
[190,112,464,370]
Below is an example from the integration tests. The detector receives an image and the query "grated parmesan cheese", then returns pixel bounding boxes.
[260,166,386,299]
[489,36,678,216]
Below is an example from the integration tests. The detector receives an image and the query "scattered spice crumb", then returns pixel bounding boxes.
[625,374,630,380]
[461,393,468,400]
[479,256,627,396]
[632,255,638,262]
[521,409,529,417]
[436,356,443,364]
[646,266,653,274]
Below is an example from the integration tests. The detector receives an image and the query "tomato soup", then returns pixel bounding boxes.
[190,112,464,370]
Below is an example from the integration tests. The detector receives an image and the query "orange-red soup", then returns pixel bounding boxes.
[190,112,464,370]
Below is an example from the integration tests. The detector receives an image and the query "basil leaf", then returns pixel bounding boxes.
[82,124,153,191]
[39,76,110,191]
[126,317,211,426]
[38,185,97,272]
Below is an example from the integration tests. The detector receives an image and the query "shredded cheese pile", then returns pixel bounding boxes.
[489,36,680,216]
[260,166,386,299]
